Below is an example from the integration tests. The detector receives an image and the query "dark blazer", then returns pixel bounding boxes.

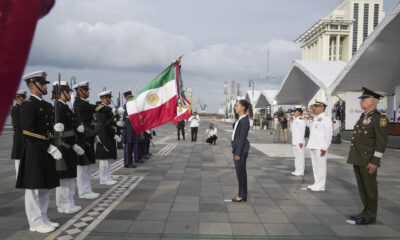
[231,115,250,157]
[122,105,140,144]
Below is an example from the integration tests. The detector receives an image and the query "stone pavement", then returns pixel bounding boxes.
[0,120,400,240]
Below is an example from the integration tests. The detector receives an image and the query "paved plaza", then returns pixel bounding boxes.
[0,120,400,240]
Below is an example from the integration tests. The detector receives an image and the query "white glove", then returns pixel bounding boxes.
[116,120,124,127]
[76,124,84,133]
[111,107,117,115]
[95,136,102,144]
[72,144,85,156]
[54,123,64,132]
[117,107,125,115]
[114,135,121,142]
[47,144,62,160]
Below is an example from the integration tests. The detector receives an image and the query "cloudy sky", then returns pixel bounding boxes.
[23,0,398,112]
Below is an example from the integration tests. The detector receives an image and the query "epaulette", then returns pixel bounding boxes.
[380,112,386,116]
[24,99,31,103]
[95,104,104,112]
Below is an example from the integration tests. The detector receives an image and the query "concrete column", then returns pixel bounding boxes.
[336,34,341,61]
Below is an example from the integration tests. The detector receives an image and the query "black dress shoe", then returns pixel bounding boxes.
[135,160,144,163]
[350,213,362,221]
[355,217,375,225]
[125,164,137,168]
[231,197,247,202]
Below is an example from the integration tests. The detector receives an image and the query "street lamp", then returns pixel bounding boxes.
[248,79,254,99]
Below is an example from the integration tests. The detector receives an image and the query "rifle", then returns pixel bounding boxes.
[54,73,68,171]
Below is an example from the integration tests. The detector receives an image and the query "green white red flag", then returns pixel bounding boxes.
[126,62,178,133]
[171,62,192,124]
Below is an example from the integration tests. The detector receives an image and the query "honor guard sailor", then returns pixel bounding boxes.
[11,90,27,178]
[121,90,139,168]
[95,90,123,185]
[306,99,333,191]
[73,81,108,199]
[16,71,61,233]
[52,81,85,214]
[291,108,306,176]
[347,87,388,225]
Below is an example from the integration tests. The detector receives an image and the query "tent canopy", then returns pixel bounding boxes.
[245,90,262,105]
[275,60,346,105]
[330,1,400,95]
[255,90,277,108]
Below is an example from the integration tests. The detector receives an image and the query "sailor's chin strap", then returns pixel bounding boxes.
[62,91,71,102]
[33,81,47,95]
[79,88,88,99]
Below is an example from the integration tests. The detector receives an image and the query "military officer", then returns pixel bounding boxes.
[95,90,122,185]
[121,90,138,168]
[16,71,62,233]
[291,108,306,176]
[11,90,27,178]
[306,99,333,191]
[52,81,85,214]
[348,87,388,225]
[73,81,111,199]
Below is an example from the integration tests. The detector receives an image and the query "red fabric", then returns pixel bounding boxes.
[171,95,192,125]
[129,96,178,134]
[0,0,54,131]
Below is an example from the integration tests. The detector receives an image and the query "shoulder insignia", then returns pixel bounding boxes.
[95,105,104,112]
[380,118,387,127]
[381,112,386,116]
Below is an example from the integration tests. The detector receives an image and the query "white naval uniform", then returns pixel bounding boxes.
[77,164,94,196]
[56,178,79,212]
[14,159,20,179]
[307,112,333,190]
[291,116,306,175]
[99,160,113,184]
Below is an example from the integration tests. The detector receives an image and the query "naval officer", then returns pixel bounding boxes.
[306,99,333,191]
[52,81,85,214]
[11,90,27,178]
[16,71,61,233]
[291,108,306,176]
[95,90,122,185]
[348,87,388,225]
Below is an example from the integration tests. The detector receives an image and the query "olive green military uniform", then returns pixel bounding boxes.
[347,108,388,221]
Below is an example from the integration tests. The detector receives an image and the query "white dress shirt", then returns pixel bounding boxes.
[232,115,247,141]
[205,128,218,137]
[291,116,306,146]
[307,112,333,151]
[189,116,200,127]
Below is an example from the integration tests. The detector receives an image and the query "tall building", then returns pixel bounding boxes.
[296,0,385,62]
[231,80,236,99]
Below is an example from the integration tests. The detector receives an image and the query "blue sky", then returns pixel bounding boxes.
[23,0,398,112]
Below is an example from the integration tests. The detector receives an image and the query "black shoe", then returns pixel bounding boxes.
[125,164,137,168]
[143,156,149,159]
[355,217,375,225]
[350,213,362,221]
[178,138,180,141]
[213,142,216,145]
[135,160,144,163]
[231,197,247,202]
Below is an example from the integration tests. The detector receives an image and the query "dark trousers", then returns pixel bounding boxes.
[191,127,198,142]
[125,143,141,164]
[143,140,150,155]
[354,165,378,220]
[177,127,185,140]
[234,152,248,198]
[206,135,217,144]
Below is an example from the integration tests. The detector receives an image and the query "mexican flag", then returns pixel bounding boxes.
[171,63,192,124]
[126,63,178,133]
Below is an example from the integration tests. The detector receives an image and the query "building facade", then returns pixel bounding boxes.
[296,0,385,62]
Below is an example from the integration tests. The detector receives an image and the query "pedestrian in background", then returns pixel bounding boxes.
[231,100,252,202]
[176,120,185,140]
[280,115,288,143]
[205,123,218,145]
[189,112,200,142]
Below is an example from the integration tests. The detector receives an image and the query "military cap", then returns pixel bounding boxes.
[123,90,133,98]
[294,107,303,114]
[98,90,112,98]
[23,71,50,85]
[313,98,327,107]
[74,81,90,90]
[16,90,27,98]
[359,87,383,99]
[53,81,72,92]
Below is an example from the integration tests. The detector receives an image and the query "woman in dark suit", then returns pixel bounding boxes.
[231,99,252,202]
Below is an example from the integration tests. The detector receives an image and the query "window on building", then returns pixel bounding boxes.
[374,4,379,29]
[363,3,369,41]
[352,3,359,55]
[330,24,338,30]
[341,25,348,30]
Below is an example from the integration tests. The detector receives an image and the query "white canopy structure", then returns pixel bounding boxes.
[245,90,262,105]
[275,60,346,105]
[329,1,400,95]
[254,90,277,108]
